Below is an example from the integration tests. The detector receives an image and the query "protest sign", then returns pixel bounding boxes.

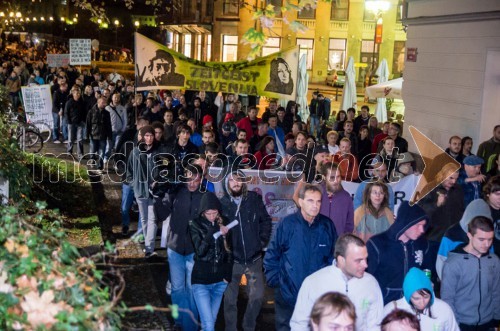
[70,39,91,65]
[47,54,70,68]
[21,85,53,129]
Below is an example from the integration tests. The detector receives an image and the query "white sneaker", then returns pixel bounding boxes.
[53,140,61,144]
[63,140,69,143]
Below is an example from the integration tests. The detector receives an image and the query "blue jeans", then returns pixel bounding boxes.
[121,184,135,228]
[309,115,320,138]
[89,139,107,169]
[52,112,60,141]
[167,249,198,331]
[192,281,228,331]
[67,122,85,156]
[135,197,157,254]
[105,131,122,160]
[61,116,68,141]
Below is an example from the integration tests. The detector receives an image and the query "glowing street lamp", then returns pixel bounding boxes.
[365,0,390,86]
[15,12,21,18]
[134,20,140,30]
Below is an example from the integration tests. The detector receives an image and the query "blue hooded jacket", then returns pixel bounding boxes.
[367,201,433,305]
[403,267,434,306]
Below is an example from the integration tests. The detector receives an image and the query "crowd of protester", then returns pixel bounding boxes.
[2,39,500,331]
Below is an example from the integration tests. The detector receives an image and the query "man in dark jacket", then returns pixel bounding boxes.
[52,82,69,143]
[367,201,434,305]
[264,184,337,331]
[164,167,204,331]
[86,96,112,170]
[220,170,272,331]
[64,88,86,158]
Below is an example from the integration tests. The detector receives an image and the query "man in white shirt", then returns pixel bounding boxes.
[290,234,384,331]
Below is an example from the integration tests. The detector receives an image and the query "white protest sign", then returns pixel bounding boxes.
[21,85,53,129]
[47,54,70,67]
[70,39,91,65]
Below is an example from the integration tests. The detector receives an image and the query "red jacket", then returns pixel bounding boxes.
[237,117,261,141]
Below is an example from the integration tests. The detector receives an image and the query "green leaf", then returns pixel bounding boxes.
[169,304,179,319]
[144,304,154,312]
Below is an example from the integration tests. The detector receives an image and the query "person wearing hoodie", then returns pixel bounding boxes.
[436,199,493,279]
[290,234,384,331]
[189,192,233,331]
[484,176,500,255]
[383,267,459,331]
[441,216,500,331]
[264,184,337,331]
[126,125,161,258]
[220,170,272,331]
[366,201,433,305]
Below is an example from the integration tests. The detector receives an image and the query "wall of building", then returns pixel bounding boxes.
[403,0,500,152]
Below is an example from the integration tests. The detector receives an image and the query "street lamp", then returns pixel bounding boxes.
[365,0,389,86]
[114,19,119,46]
[134,20,139,31]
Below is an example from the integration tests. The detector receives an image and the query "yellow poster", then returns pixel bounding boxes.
[134,33,299,100]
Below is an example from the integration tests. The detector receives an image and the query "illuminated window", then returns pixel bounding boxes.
[184,34,192,57]
[197,34,202,60]
[331,0,349,20]
[222,35,238,62]
[296,38,314,70]
[328,38,346,70]
[262,37,281,57]
[298,4,315,19]
[207,35,212,61]
[267,0,282,18]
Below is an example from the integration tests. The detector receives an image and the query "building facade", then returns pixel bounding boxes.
[159,0,407,85]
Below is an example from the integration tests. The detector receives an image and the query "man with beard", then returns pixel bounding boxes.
[220,170,272,331]
[294,162,354,235]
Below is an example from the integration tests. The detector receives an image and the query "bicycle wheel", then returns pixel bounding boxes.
[18,130,43,153]
[32,121,52,143]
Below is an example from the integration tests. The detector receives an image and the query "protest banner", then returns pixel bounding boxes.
[135,33,299,100]
[210,167,420,228]
[70,39,91,65]
[47,54,70,68]
[21,85,53,130]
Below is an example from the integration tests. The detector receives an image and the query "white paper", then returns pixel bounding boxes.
[160,215,171,248]
[213,220,239,239]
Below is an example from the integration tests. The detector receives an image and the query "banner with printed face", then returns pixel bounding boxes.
[209,168,419,227]
[47,54,70,68]
[69,39,91,65]
[21,85,53,130]
[135,33,299,99]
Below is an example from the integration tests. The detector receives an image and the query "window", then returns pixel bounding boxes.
[207,35,212,61]
[223,0,239,16]
[393,41,405,76]
[298,4,315,19]
[267,0,282,18]
[222,35,238,62]
[174,34,180,52]
[184,34,192,57]
[363,9,376,22]
[296,38,314,70]
[262,37,281,57]
[330,0,349,20]
[197,34,202,60]
[396,0,405,22]
[166,31,174,49]
[328,38,346,70]
[360,40,378,72]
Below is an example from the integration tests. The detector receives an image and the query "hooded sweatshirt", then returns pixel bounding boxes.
[436,199,492,279]
[441,245,500,327]
[367,201,433,304]
[383,267,459,331]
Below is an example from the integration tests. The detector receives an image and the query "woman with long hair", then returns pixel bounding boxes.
[264,58,294,95]
[368,116,382,140]
[255,136,278,170]
[354,181,394,241]
[334,110,347,131]
[460,136,473,157]
[383,268,459,331]
[189,192,233,331]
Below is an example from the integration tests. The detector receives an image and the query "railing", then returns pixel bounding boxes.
[330,21,349,32]
[296,19,316,29]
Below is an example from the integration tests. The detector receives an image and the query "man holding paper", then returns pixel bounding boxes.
[220,169,273,331]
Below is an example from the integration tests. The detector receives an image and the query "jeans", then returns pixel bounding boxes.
[193,281,228,331]
[224,259,265,331]
[61,116,68,141]
[309,115,320,138]
[275,289,294,331]
[89,139,107,169]
[52,112,60,141]
[135,197,157,254]
[168,249,198,331]
[121,184,135,228]
[105,131,121,161]
[67,122,85,156]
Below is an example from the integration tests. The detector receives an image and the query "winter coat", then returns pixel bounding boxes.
[86,104,112,140]
[367,201,434,304]
[219,171,272,264]
[125,141,160,199]
[189,192,233,284]
[64,97,86,124]
[106,103,127,133]
[52,89,69,113]
[263,210,337,307]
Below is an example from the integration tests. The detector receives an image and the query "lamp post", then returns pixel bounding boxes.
[365,0,389,87]
[114,19,119,47]
[134,20,139,32]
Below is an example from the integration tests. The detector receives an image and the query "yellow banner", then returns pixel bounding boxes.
[134,33,299,100]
